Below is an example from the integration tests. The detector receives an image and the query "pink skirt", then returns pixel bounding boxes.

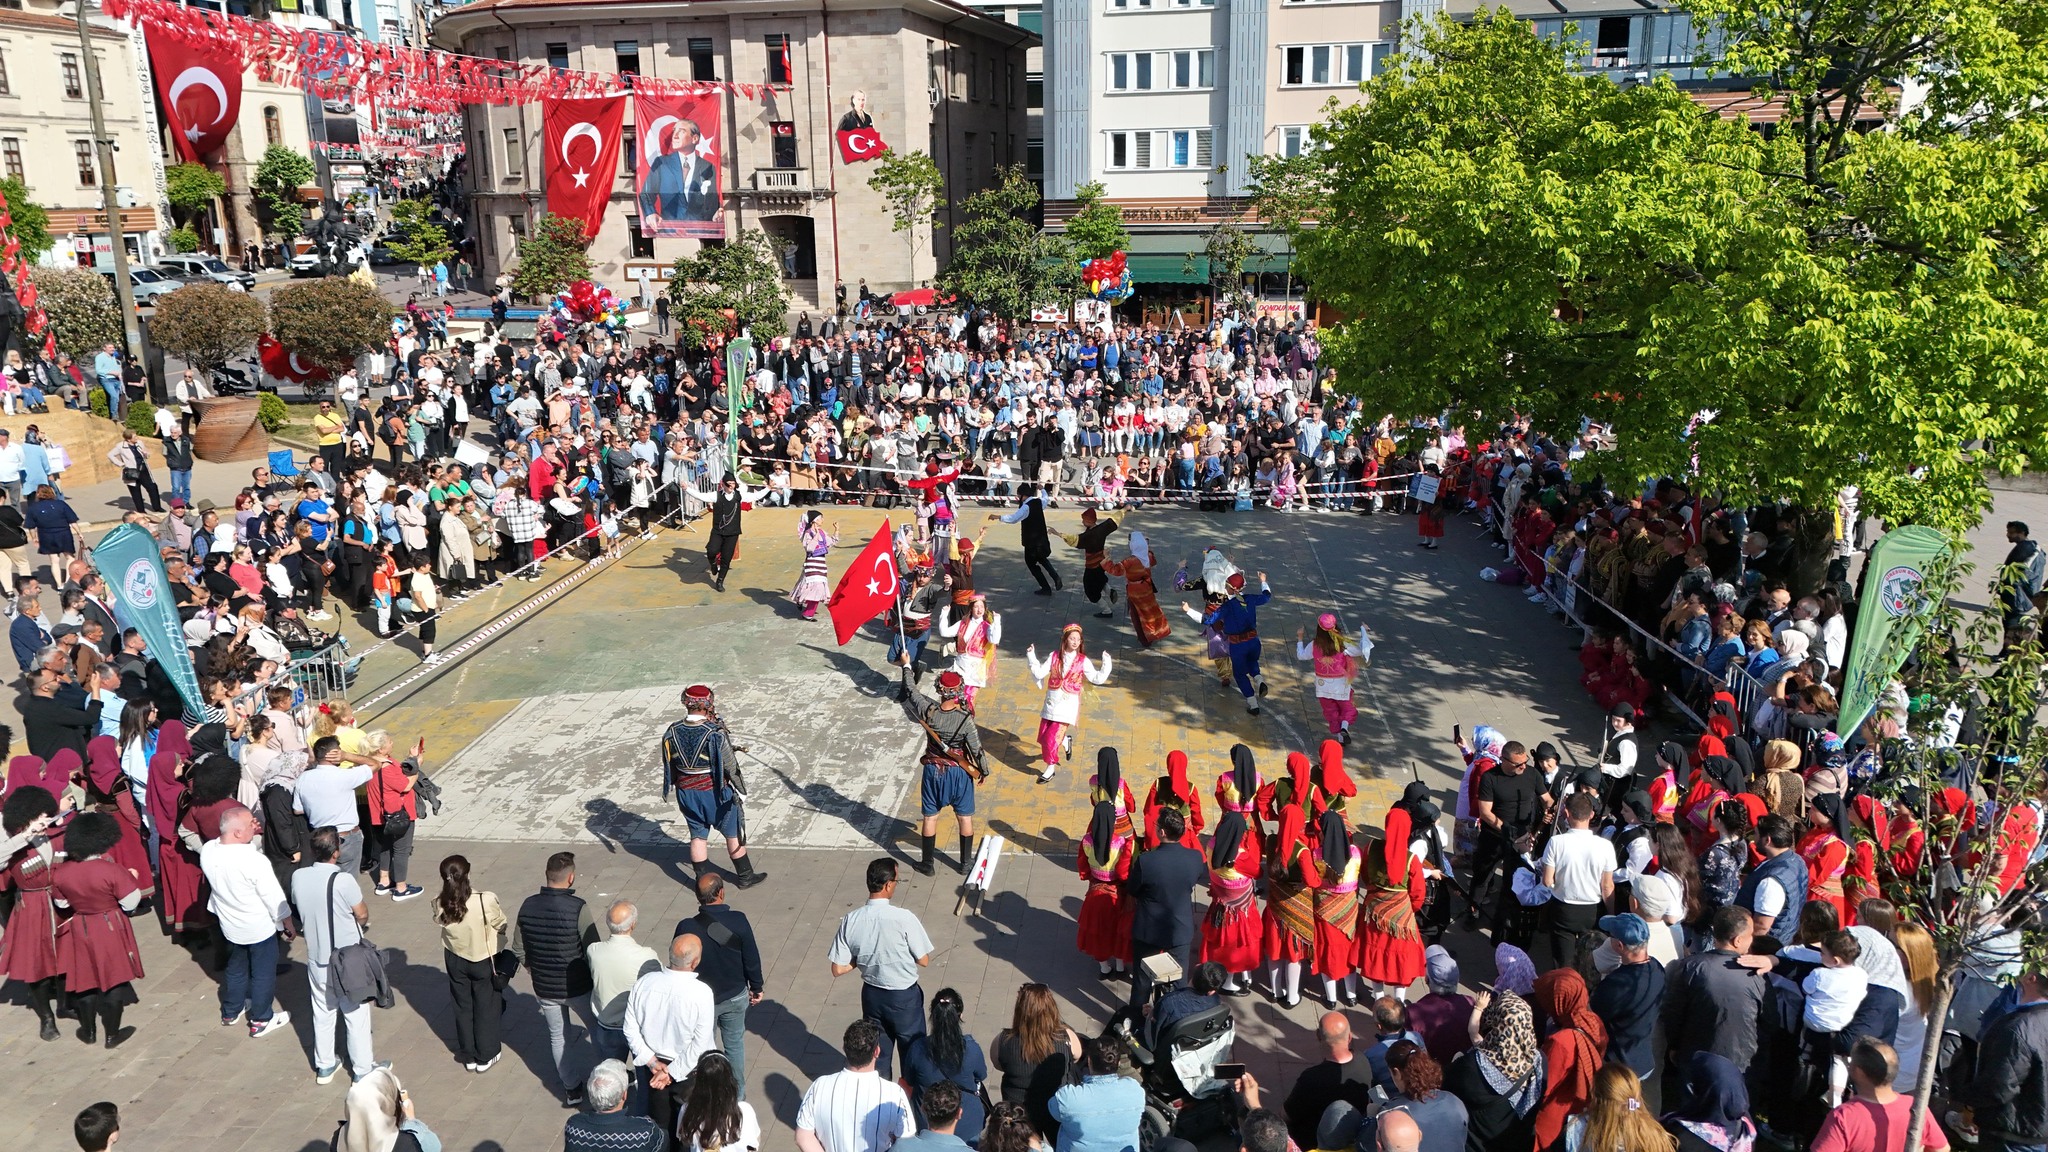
[1037,719,1069,764]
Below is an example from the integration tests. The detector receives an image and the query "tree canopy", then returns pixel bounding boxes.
[1270,5,2048,533]
[28,267,121,359]
[0,177,52,266]
[267,276,395,377]
[937,166,1076,322]
[510,213,593,299]
[387,199,457,269]
[149,284,266,373]
[253,146,316,239]
[665,228,791,349]
[868,149,945,277]
[1065,182,1129,261]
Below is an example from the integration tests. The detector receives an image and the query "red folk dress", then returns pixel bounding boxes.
[1305,844,1362,980]
[52,856,145,996]
[1263,843,1315,963]
[1798,828,1851,924]
[1214,772,1265,863]
[1200,837,1263,972]
[1357,847,1428,988]
[0,830,66,984]
[1075,834,1134,964]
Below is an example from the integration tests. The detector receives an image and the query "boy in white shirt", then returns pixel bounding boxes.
[1783,928,1869,1106]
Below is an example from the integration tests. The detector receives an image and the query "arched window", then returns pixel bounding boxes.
[263,105,282,148]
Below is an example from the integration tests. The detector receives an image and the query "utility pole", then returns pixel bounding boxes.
[75,0,143,359]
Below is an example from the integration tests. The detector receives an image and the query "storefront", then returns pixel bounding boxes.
[46,208,164,270]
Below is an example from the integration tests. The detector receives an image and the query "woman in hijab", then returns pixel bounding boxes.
[1215,744,1264,862]
[1199,811,1261,995]
[1445,990,1545,1152]
[1842,794,1892,923]
[1143,750,1205,851]
[1359,805,1428,999]
[1661,1052,1754,1152]
[1493,943,1538,998]
[1679,755,1739,858]
[1532,968,1608,1150]
[1302,807,1364,1005]
[1647,742,1686,824]
[1088,747,1137,844]
[1101,529,1170,646]
[84,735,152,891]
[1754,739,1805,821]
[1075,800,1133,978]
[1263,803,1315,1008]
[1260,749,1326,825]
[146,720,208,943]
[339,1065,442,1152]
[1317,739,1358,821]
[1799,792,1851,923]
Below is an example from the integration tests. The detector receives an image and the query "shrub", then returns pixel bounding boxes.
[88,388,108,419]
[124,399,157,439]
[257,392,288,433]
[168,227,201,253]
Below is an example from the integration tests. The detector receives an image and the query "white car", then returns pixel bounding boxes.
[157,253,254,290]
[101,267,181,304]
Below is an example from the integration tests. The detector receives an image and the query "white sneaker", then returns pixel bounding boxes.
[250,1011,290,1038]
[475,1052,502,1073]
[422,652,446,666]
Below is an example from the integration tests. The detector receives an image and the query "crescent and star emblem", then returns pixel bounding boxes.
[287,353,313,377]
[561,121,602,187]
[167,67,229,144]
[864,552,898,599]
[642,114,679,160]
[846,132,878,156]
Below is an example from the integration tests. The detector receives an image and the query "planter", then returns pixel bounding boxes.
[189,396,271,463]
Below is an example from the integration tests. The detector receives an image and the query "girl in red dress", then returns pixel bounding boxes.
[1358,807,1428,999]
[1799,793,1852,925]
[1213,744,1264,864]
[1317,740,1357,823]
[1075,801,1133,977]
[1088,748,1139,846]
[0,785,68,1040]
[1257,750,1326,827]
[1143,750,1206,851]
[1262,804,1314,1009]
[1199,812,1262,995]
[147,737,208,941]
[1302,808,1363,1006]
[51,811,145,1048]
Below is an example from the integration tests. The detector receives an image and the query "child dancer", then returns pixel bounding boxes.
[1296,613,1373,746]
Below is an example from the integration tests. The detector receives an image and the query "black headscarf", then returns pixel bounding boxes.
[1210,811,1248,870]
[1619,790,1654,825]
[1229,743,1257,805]
[1657,740,1690,775]
[1096,746,1121,797]
[1702,754,1744,794]
[1810,790,1844,830]
[1399,780,1442,828]
[1318,808,1350,868]
[1087,800,1118,863]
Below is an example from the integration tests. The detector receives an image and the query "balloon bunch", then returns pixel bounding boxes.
[1080,251,1133,303]
[552,279,630,333]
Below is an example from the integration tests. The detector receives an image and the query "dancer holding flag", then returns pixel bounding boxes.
[1024,624,1113,783]
[826,520,902,646]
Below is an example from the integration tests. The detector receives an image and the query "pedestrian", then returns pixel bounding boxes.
[1048,1035,1145,1151]
[1443,991,1543,1152]
[901,988,990,1139]
[160,424,193,506]
[293,736,374,877]
[1,785,68,1040]
[1023,624,1113,783]
[1662,905,1768,1072]
[589,899,661,1067]
[365,732,423,899]
[1539,791,1616,971]
[289,827,381,1083]
[1532,968,1607,1150]
[336,1067,439,1152]
[107,430,164,514]
[1381,1042,1469,1152]
[827,857,934,1079]
[24,484,79,585]
[1188,570,1274,714]
[674,872,763,1097]
[894,1081,969,1152]
[1661,1053,1756,1152]
[564,1060,666,1152]
[434,854,508,1073]
[1952,967,2047,1152]
[1124,805,1205,1010]
[1563,1064,1674,1152]
[198,806,294,1039]
[677,1050,761,1152]
[1812,1040,1948,1152]
[73,1101,120,1152]
[515,850,602,1107]
[623,934,715,1143]
[682,475,764,592]
[794,1018,913,1152]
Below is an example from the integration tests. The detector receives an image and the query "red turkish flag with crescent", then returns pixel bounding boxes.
[837,127,886,164]
[542,96,626,241]
[257,334,329,383]
[828,521,900,646]
[144,25,245,163]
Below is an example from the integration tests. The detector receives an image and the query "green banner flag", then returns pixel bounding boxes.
[723,336,753,475]
[1838,525,1953,738]
[90,523,205,716]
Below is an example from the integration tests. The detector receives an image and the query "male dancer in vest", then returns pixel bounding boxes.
[1061,507,1122,618]
[909,671,987,875]
[1596,703,1640,815]
[684,475,766,592]
[660,685,767,887]
[993,487,1063,595]
[1186,571,1274,713]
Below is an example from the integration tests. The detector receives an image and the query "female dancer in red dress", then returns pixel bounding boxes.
[51,811,145,1047]
[84,736,152,893]
[1358,806,1428,999]
[1302,808,1363,1006]
[1257,750,1327,828]
[1800,792,1852,925]
[0,785,69,1040]
[1262,804,1314,1009]
[1214,744,1264,864]
[1089,748,1139,845]
[1075,801,1134,977]
[1143,750,1206,851]
[1317,740,1357,823]
[1199,812,1262,996]
[146,722,208,941]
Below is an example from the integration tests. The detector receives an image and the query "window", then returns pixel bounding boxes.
[627,219,654,259]
[1,138,20,181]
[61,53,81,98]
[968,52,979,101]
[263,105,282,147]
[770,120,797,169]
[474,134,491,183]
[1108,131,1128,169]
[688,38,717,81]
[614,40,640,76]
[622,134,635,175]
[73,139,95,185]
[1110,54,1128,91]
[765,33,791,85]
[1026,73,1043,109]
[493,47,511,62]
[1279,126,1312,157]
[1026,137,1043,178]
[1107,128,1211,170]
[1170,50,1214,88]
[1281,41,1383,86]
[1595,16,1631,65]
[0,50,11,96]
[1109,51,1212,92]
[501,127,522,179]
[545,43,569,71]
[1135,52,1152,89]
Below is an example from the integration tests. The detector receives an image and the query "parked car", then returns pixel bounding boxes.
[288,251,322,275]
[101,266,182,305]
[156,253,254,289]
[368,245,399,266]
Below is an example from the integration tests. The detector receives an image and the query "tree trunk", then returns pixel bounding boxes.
[1905,970,1958,1152]
[1786,503,1840,596]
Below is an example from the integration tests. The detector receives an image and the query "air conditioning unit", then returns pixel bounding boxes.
[115,185,139,209]
[928,86,943,107]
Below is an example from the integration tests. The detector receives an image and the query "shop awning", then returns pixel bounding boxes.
[1126,253,1206,283]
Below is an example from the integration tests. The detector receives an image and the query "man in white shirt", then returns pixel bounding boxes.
[0,429,25,507]
[293,736,375,875]
[795,1018,913,1152]
[199,807,295,1038]
[1539,791,1616,971]
[623,933,715,1139]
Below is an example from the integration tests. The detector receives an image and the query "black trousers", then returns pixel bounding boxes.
[707,531,740,579]
[444,949,501,1065]
[1466,825,1519,934]
[126,471,164,513]
[1024,549,1061,592]
[1129,936,1193,1011]
[1083,566,1109,605]
[640,1068,692,1151]
[1548,900,1602,972]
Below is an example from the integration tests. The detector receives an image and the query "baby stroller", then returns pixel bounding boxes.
[1110,956,1240,1150]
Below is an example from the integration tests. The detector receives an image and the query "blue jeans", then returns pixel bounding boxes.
[98,377,123,419]
[220,933,280,1023]
[170,469,192,504]
[715,991,750,1099]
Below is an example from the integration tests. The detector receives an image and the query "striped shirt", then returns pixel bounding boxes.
[795,1068,912,1152]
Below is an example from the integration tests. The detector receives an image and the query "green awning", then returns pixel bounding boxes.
[1127,253,1207,283]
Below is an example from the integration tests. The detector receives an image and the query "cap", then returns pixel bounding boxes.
[1609,702,1636,720]
[167,496,188,509]
[1225,572,1246,593]
[1317,612,1338,630]
[682,684,713,705]
[935,670,965,695]
[1599,912,1651,948]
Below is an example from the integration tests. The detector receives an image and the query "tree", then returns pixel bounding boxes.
[148,283,266,374]
[252,146,316,239]
[937,166,1077,322]
[509,213,593,299]
[164,162,226,233]
[387,198,456,269]
[665,229,791,349]
[867,149,945,280]
[1186,222,1259,320]
[0,177,53,265]
[1271,7,2048,536]
[267,276,395,378]
[1064,181,1129,261]
[27,267,121,359]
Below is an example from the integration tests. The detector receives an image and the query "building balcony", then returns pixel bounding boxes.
[738,168,831,207]
[752,168,811,192]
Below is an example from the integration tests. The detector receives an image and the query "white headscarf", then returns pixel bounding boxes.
[1129,530,1150,564]
[340,1066,403,1152]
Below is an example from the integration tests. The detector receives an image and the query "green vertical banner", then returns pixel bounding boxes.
[1838,525,1953,737]
[724,335,753,476]
[90,523,204,716]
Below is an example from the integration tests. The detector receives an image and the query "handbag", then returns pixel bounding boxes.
[378,767,414,838]
[491,948,521,989]
[325,873,394,1009]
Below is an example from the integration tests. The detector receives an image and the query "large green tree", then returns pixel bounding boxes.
[666,229,791,348]
[937,165,1076,321]
[1064,181,1129,261]
[267,277,395,378]
[1273,6,2048,535]
[509,213,593,299]
[165,162,226,233]
[149,284,266,374]
[0,177,53,265]
[28,267,121,359]
[387,198,457,269]
[252,146,316,239]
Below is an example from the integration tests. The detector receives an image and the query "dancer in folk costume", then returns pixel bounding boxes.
[789,511,840,620]
[1089,748,1140,844]
[1416,463,1449,549]
[1143,750,1206,851]
[943,524,992,614]
[147,722,209,940]
[1297,613,1373,746]
[0,785,70,1041]
[907,460,963,553]
[1215,744,1265,863]
[1182,588,1233,688]
[937,594,1001,710]
[1101,530,1171,647]
[1076,800,1134,976]
[1317,740,1359,823]
[1358,806,1429,1000]
[1185,571,1275,713]
[1800,792,1853,924]
[1061,507,1124,619]
[1024,624,1113,783]
[1263,803,1315,1008]
[83,736,151,892]
[1259,750,1330,828]
[910,671,988,876]
[1302,807,1364,1006]
[1201,811,1262,995]
[51,811,145,1048]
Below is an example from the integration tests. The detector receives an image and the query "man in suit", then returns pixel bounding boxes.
[641,119,719,225]
[1125,807,1206,1011]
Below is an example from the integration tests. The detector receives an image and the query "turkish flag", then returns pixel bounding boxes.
[827,521,900,646]
[145,25,244,162]
[837,127,886,164]
[257,334,329,383]
[542,96,626,241]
